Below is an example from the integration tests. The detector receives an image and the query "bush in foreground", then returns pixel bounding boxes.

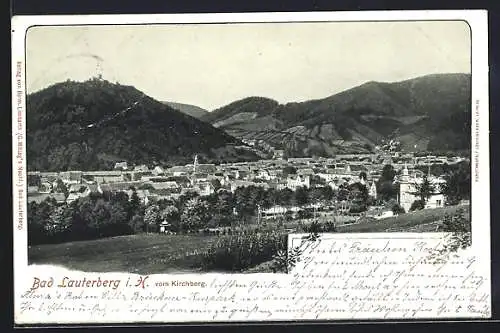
[199,231,287,272]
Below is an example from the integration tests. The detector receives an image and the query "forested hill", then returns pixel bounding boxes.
[202,73,471,156]
[26,78,258,171]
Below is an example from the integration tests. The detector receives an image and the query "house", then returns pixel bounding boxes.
[190,173,209,184]
[27,193,50,204]
[273,150,285,159]
[255,169,273,181]
[66,193,81,204]
[230,180,269,193]
[268,180,288,191]
[168,166,190,176]
[398,165,446,212]
[317,165,359,183]
[262,205,288,218]
[68,184,87,193]
[194,182,215,196]
[98,181,144,193]
[65,184,92,203]
[134,164,149,172]
[151,181,180,191]
[297,168,315,176]
[114,161,128,170]
[152,166,165,176]
[196,164,217,174]
[235,169,250,180]
[126,189,151,205]
[286,175,310,190]
[85,171,124,183]
[60,171,83,185]
[166,176,191,187]
[28,192,67,205]
[38,182,52,193]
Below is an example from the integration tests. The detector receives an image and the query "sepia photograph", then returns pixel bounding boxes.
[25,20,472,275]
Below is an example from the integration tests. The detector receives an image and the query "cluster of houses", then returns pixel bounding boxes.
[27,152,467,221]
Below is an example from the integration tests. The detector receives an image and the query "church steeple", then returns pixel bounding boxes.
[401,163,409,182]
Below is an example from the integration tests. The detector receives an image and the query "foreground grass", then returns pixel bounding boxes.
[337,205,470,233]
[28,205,469,274]
[28,233,220,274]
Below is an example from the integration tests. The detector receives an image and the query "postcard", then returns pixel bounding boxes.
[11,10,490,325]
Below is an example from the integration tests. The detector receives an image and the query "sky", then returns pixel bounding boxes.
[26,21,471,111]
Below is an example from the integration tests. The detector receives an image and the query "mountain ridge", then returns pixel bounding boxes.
[26,79,259,171]
[202,73,471,156]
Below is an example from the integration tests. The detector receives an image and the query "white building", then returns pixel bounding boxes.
[369,181,377,199]
[114,161,128,170]
[152,166,165,176]
[398,165,446,212]
[286,175,310,190]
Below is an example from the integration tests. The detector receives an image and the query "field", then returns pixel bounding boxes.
[28,205,469,274]
[28,233,220,274]
[337,204,469,233]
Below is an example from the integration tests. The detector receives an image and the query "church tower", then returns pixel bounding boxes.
[398,163,413,212]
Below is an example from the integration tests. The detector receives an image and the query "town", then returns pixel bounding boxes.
[27,149,470,235]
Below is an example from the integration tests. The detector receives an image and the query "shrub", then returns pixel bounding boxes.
[301,220,337,233]
[200,231,287,272]
[392,204,405,215]
[410,200,425,211]
[349,203,366,214]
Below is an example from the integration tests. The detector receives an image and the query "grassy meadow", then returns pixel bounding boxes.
[28,205,470,274]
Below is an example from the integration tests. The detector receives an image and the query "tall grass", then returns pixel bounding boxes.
[199,231,287,272]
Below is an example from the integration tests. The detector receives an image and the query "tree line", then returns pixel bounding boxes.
[28,161,470,245]
[28,182,364,245]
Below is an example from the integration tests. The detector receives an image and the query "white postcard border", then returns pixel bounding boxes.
[12,10,490,324]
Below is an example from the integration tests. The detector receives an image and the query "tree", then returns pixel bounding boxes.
[377,164,398,201]
[410,199,425,211]
[294,186,309,206]
[350,182,369,204]
[380,164,396,182]
[214,191,234,216]
[282,166,297,176]
[210,179,222,191]
[180,197,211,231]
[106,202,129,236]
[309,187,326,204]
[128,187,142,218]
[178,191,199,209]
[277,188,294,206]
[310,175,326,187]
[90,199,112,238]
[359,171,367,182]
[144,204,161,233]
[28,174,42,187]
[48,205,73,238]
[54,179,69,198]
[348,182,369,213]
[129,214,145,233]
[391,203,405,215]
[161,205,180,231]
[440,162,471,205]
[336,183,351,202]
[412,174,436,205]
[27,201,47,245]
